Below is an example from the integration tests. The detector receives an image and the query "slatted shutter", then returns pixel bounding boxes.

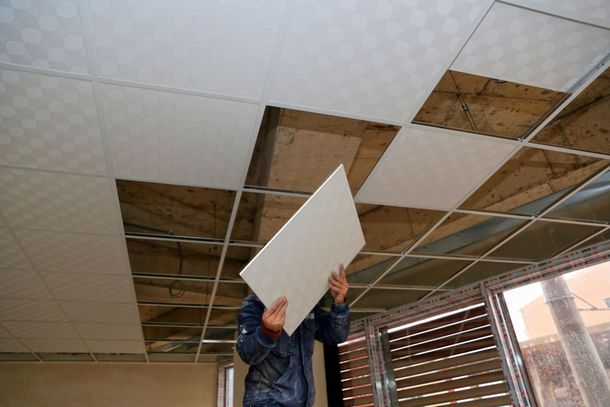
[338,334,375,407]
[387,303,512,406]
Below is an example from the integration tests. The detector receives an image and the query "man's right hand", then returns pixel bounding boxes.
[262,296,288,333]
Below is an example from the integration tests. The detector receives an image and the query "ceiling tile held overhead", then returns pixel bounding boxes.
[0,168,123,235]
[452,2,610,91]
[269,0,492,122]
[413,70,566,139]
[0,70,107,174]
[0,269,52,300]
[0,230,29,270]
[17,230,130,275]
[533,66,610,155]
[355,126,516,210]
[98,83,259,189]
[0,0,89,73]
[83,0,285,98]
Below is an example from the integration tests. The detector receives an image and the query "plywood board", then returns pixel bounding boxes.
[240,165,365,335]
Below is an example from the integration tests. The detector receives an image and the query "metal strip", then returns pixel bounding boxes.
[364,319,389,407]
[482,285,534,406]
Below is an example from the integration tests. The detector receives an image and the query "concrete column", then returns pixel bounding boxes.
[541,276,610,407]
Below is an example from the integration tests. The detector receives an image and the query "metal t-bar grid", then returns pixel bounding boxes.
[351,55,610,308]
[191,1,299,363]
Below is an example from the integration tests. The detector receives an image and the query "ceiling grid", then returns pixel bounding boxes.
[0,0,609,363]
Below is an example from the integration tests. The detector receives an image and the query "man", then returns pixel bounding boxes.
[236,265,350,407]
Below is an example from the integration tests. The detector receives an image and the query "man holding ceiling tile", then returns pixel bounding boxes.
[236,265,350,407]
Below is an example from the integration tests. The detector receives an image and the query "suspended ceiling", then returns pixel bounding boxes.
[0,0,609,363]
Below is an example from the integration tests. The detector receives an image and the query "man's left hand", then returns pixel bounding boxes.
[329,264,349,305]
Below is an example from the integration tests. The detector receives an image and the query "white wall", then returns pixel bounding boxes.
[0,362,218,407]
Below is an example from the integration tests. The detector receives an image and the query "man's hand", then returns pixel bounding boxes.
[262,296,288,333]
[329,264,349,305]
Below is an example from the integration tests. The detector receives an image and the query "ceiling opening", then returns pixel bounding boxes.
[413,70,566,139]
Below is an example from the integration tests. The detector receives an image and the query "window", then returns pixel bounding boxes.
[218,363,234,407]
[503,261,610,406]
[386,302,511,406]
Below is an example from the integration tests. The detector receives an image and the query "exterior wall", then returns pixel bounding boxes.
[233,341,328,407]
[0,362,218,407]
[521,262,610,339]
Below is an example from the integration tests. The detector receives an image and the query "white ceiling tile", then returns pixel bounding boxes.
[74,324,142,341]
[269,0,492,123]
[85,339,144,354]
[21,337,88,353]
[60,301,140,325]
[3,321,78,339]
[82,0,286,98]
[452,2,610,91]
[0,168,123,235]
[0,269,52,300]
[0,229,30,269]
[41,272,135,303]
[97,83,259,189]
[524,0,610,24]
[0,299,67,322]
[17,230,130,275]
[355,126,517,210]
[0,0,89,73]
[0,69,107,174]
[0,338,28,353]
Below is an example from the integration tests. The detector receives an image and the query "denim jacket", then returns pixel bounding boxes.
[236,294,350,407]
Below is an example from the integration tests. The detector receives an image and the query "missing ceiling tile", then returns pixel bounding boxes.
[245,107,400,194]
[413,70,566,139]
[533,66,610,155]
